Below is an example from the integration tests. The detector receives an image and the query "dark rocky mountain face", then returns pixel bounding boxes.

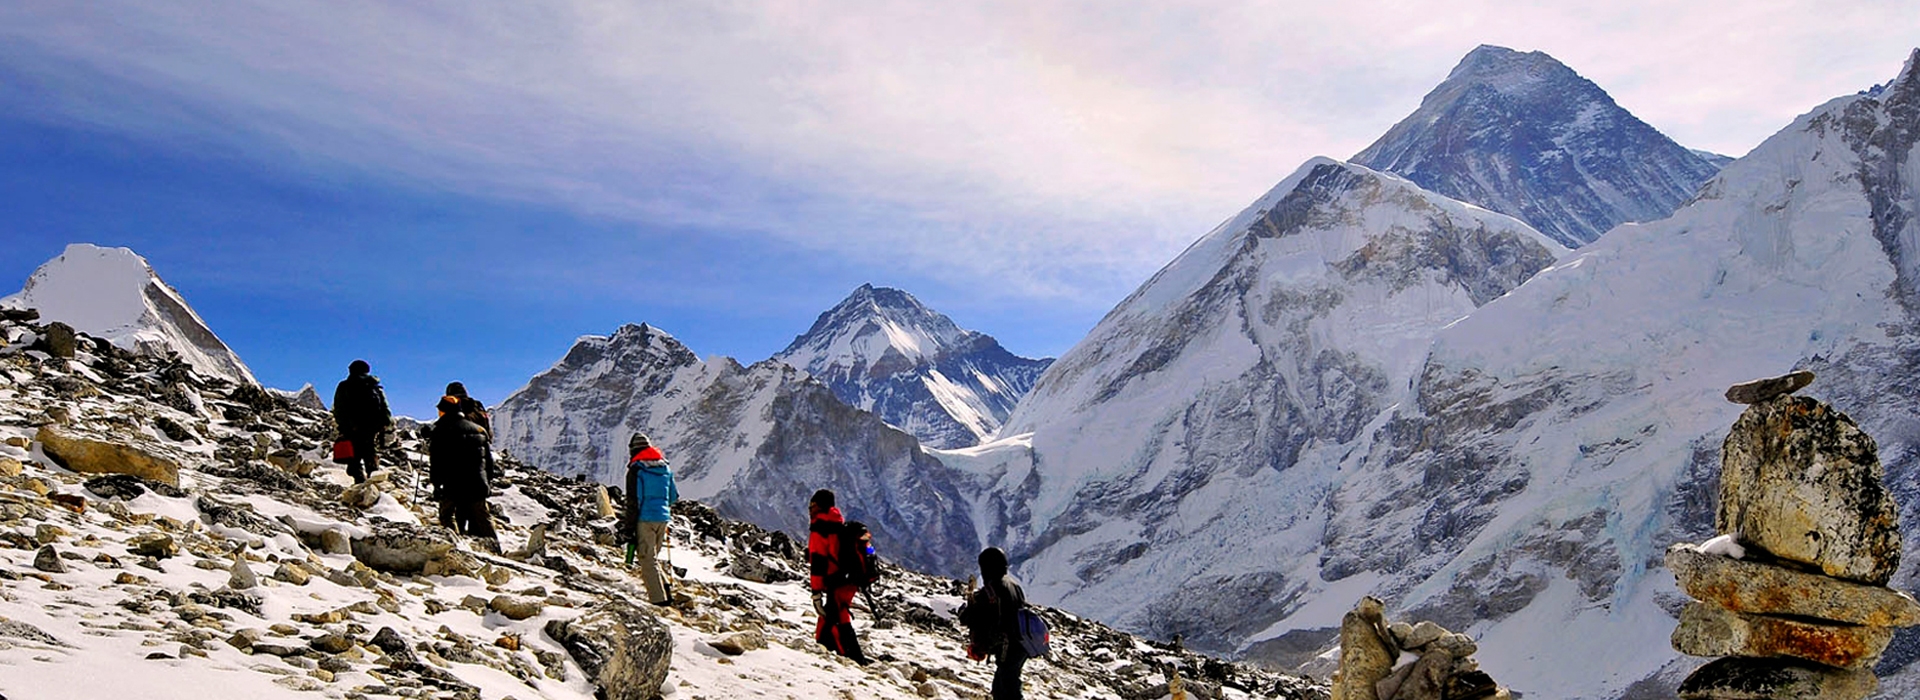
[1354,45,1724,248]
[775,284,1051,449]
[492,322,983,577]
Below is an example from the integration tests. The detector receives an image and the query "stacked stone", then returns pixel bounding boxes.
[1329,596,1508,700]
[1667,371,1920,700]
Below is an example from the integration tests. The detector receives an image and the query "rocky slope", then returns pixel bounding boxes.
[773,284,1051,449]
[1353,45,1724,248]
[3,243,257,386]
[490,323,982,578]
[0,309,1327,700]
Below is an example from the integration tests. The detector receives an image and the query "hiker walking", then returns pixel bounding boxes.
[331,359,391,484]
[808,489,871,664]
[427,394,497,539]
[442,381,499,482]
[617,433,679,606]
[961,546,1030,700]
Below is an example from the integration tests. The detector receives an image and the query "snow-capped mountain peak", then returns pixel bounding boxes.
[773,285,1051,449]
[2,243,256,386]
[1354,45,1724,248]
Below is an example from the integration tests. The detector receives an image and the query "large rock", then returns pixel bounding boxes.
[36,425,182,487]
[349,522,455,574]
[1672,601,1893,669]
[1724,371,1815,404]
[1678,656,1877,700]
[543,601,672,700]
[1717,396,1901,584]
[42,322,78,358]
[1667,543,1920,627]
[1330,597,1396,700]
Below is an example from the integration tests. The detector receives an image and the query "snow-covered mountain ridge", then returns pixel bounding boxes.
[3,243,256,387]
[774,284,1051,449]
[1354,45,1725,248]
[0,310,1327,700]
[492,322,983,578]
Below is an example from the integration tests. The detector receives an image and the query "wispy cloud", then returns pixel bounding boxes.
[3,0,1914,304]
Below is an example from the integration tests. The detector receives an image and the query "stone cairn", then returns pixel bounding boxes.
[1329,596,1508,700]
[1667,370,1920,699]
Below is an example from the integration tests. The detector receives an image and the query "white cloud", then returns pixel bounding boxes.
[1,0,1914,303]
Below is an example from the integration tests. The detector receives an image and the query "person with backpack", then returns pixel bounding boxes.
[331,359,392,484]
[442,381,498,482]
[807,488,872,665]
[617,433,679,606]
[960,546,1035,700]
[428,394,497,540]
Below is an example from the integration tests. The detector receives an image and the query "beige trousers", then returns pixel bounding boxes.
[635,521,670,604]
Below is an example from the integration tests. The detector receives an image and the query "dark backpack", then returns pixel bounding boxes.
[832,520,881,588]
[1014,607,1050,658]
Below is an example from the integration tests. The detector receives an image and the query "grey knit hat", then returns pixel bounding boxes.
[628,433,651,452]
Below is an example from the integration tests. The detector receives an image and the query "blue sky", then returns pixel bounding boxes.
[3,1,1916,414]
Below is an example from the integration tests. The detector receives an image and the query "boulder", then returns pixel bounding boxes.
[544,601,673,700]
[319,529,352,555]
[1330,597,1395,700]
[709,629,767,656]
[308,633,354,654]
[1678,656,1877,700]
[349,522,455,574]
[488,595,544,621]
[0,456,22,477]
[339,482,382,509]
[1717,396,1901,584]
[42,322,78,359]
[272,562,310,586]
[36,425,183,487]
[1724,371,1816,404]
[1672,601,1892,669]
[85,474,187,500]
[33,545,66,573]
[726,552,792,584]
[229,558,259,590]
[127,533,178,558]
[1667,543,1920,627]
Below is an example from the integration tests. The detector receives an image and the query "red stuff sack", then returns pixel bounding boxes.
[331,438,355,463]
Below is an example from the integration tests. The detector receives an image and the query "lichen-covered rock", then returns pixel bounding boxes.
[1672,601,1892,669]
[349,521,455,574]
[725,551,792,584]
[36,424,183,486]
[1678,656,1877,700]
[1666,543,1920,627]
[1717,396,1901,585]
[128,532,178,558]
[33,544,66,573]
[1330,597,1394,700]
[709,629,767,656]
[544,601,672,700]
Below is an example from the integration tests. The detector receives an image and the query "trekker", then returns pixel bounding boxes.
[617,433,679,606]
[331,359,391,484]
[808,489,871,664]
[428,395,497,539]
[442,381,498,482]
[964,546,1030,700]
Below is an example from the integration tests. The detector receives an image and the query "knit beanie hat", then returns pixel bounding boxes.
[628,433,651,453]
[445,381,468,397]
[349,359,371,375]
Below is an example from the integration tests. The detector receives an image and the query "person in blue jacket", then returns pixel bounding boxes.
[618,432,679,605]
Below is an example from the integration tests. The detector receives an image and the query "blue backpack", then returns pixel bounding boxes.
[1015,607,1051,658]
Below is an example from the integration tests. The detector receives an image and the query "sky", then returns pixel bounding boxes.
[1,1,1916,414]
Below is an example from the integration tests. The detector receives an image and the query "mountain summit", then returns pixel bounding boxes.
[774,284,1051,448]
[1354,45,1723,247]
[2,243,256,386]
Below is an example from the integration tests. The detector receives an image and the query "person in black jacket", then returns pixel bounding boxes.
[428,395,496,539]
[331,360,392,484]
[961,546,1029,700]
[443,381,498,482]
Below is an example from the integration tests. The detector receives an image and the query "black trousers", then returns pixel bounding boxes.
[437,498,497,538]
[993,644,1028,700]
[343,432,380,483]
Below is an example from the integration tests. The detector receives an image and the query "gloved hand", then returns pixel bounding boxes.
[811,591,826,616]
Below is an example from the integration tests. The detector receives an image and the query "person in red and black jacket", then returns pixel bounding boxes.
[807,488,870,665]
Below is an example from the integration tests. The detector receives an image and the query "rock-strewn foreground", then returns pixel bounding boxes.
[0,309,1326,700]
